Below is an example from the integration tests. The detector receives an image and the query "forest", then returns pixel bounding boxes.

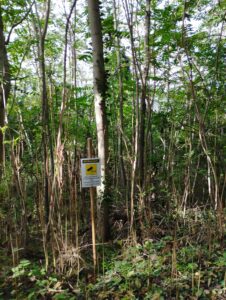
[0,0,225,299]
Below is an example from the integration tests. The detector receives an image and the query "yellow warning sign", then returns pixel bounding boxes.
[85,164,97,175]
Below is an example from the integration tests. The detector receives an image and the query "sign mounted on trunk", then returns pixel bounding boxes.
[81,158,101,187]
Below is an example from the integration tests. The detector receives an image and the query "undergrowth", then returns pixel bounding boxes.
[0,209,225,299]
[0,238,225,299]
[87,239,226,299]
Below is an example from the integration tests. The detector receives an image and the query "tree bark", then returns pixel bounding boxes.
[0,6,10,176]
[33,0,53,224]
[113,0,127,190]
[139,0,151,188]
[87,0,110,241]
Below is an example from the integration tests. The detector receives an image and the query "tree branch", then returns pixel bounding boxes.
[5,0,35,45]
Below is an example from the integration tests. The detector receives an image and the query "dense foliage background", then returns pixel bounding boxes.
[0,0,225,299]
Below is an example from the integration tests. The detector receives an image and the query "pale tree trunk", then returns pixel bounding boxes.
[87,0,110,241]
[123,0,139,236]
[113,0,127,190]
[0,6,10,177]
[33,0,53,225]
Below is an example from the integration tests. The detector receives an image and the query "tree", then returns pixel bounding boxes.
[0,5,10,176]
[32,0,53,224]
[87,0,110,241]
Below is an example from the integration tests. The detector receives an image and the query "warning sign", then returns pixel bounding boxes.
[81,158,101,188]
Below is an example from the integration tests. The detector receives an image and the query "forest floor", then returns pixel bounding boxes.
[0,209,225,299]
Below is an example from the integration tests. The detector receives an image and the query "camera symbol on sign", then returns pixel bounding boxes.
[85,164,97,175]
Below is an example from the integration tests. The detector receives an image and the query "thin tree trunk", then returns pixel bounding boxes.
[139,0,151,188]
[33,0,54,224]
[0,6,10,176]
[113,0,127,190]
